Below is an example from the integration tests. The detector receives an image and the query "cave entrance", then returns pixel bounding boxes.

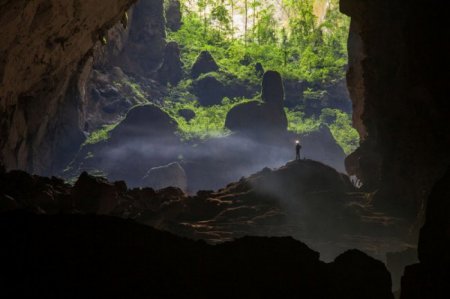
[72,0,357,192]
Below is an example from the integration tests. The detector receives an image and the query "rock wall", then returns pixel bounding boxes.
[341,1,450,296]
[341,0,450,221]
[0,0,137,174]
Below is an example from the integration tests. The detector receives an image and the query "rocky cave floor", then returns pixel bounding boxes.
[1,159,413,257]
[0,158,417,297]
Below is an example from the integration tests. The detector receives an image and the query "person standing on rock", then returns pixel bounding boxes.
[295,140,302,160]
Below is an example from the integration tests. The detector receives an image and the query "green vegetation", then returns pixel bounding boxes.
[163,97,255,140]
[86,1,359,155]
[84,123,118,145]
[287,108,358,155]
[169,0,349,83]
[161,0,359,153]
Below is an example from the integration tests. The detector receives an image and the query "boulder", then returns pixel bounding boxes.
[330,250,394,299]
[110,104,178,141]
[225,100,287,136]
[261,70,284,106]
[165,0,182,31]
[192,74,225,106]
[225,71,287,136]
[72,172,119,214]
[142,162,187,192]
[300,125,347,173]
[191,51,219,79]
[158,41,183,86]
[0,213,396,299]
[119,0,167,75]
[178,109,196,122]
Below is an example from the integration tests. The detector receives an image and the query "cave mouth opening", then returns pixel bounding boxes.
[68,0,357,193]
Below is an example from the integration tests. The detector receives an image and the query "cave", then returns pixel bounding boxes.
[0,0,449,298]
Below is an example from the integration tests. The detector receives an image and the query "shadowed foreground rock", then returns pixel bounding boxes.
[0,159,411,260]
[0,212,393,299]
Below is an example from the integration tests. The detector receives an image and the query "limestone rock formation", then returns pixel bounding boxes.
[0,159,410,259]
[165,0,182,31]
[261,70,284,106]
[190,51,219,79]
[331,250,394,299]
[72,172,119,214]
[142,162,187,191]
[157,41,183,86]
[110,104,178,141]
[192,74,225,106]
[300,125,347,173]
[116,0,166,76]
[0,212,394,298]
[0,0,137,174]
[341,0,450,220]
[225,71,288,137]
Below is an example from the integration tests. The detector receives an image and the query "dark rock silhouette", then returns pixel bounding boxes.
[261,70,285,106]
[400,168,450,299]
[225,70,288,137]
[0,212,394,298]
[119,0,167,75]
[191,51,219,79]
[301,125,347,173]
[165,0,182,31]
[110,104,178,141]
[255,62,264,78]
[1,160,411,259]
[331,249,394,299]
[157,41,183,86]
[72,172,119,214]
[192,74,225,106]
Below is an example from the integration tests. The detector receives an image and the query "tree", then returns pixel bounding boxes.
[211,1,231,36]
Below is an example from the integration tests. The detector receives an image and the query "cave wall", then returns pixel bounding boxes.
[342,1,450,295]
[0,0,137,174]
[341,0,450,221]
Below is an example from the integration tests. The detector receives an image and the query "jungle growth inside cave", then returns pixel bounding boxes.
[66,0,358,192]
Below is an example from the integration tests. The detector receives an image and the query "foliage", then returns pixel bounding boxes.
[161,0,358,153]
[320,108,359,154]
[169,0,349,83]
[162,97,254,140]
[84,123,118,145]
[287,108,359,155]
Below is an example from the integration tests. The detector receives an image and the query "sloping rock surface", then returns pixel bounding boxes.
[0,212,394,298]
[1,159,411,260]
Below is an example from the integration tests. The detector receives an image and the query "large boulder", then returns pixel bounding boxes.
[330,250,394,299]
[110,104,178,141]
[261,70,284,106]
[157,41,183,86]
[165,0,182,31]
[192,74,225,106]
[300,125,347,173]
[119,0,167,75]
[72,172,119,214]
[191,51,219,79]
[142,162,187,192]
[225,71,287,136]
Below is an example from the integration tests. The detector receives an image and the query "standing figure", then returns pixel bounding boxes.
[295,140,302,160]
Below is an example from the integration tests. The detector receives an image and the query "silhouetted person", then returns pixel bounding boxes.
[295,140,302,160]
